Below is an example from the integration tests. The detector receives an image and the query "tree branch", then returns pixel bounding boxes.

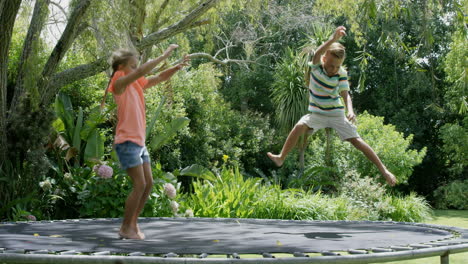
[138,0,219,50]
[173,52,257,66]
[39,0,92,105]
[50,0,218,91]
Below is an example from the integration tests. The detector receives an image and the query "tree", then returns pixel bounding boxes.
[0,0,247,220]
[1,0,225,162]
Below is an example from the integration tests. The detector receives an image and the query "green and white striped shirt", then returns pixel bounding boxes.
[308,62,350,116]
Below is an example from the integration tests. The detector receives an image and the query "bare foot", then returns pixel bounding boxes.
[119,228,144,240]
[267,152,284,167]
[382,170,397,187]
[136,225,145,240]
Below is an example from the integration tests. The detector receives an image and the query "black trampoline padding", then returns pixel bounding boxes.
[0,217,461,254]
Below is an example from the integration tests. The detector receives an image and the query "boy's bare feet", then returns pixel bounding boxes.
[382,170,397,187]
[267,152,284,167]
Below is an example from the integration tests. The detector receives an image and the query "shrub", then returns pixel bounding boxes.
[77,162,181,218]
[145,63,275,175]
[433,180,468,210]
[184,166,431,222]
[304,111,427,186]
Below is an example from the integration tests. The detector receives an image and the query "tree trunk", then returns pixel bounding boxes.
[0,0,22,162]
[9,0,51,117]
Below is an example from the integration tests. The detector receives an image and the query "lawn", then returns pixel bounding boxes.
[376,210,468,264]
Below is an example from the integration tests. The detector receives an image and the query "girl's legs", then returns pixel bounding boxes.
[120,165,147,239]
[131,162,154,239]
[347,137,397,186]
[268,123,310,167]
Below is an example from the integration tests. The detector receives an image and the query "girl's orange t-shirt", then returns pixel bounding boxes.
[108,71,149,146]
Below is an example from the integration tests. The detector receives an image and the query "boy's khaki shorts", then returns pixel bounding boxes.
[298,113,359,141]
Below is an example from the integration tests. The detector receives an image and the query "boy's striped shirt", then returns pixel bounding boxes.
[308,62,349,116]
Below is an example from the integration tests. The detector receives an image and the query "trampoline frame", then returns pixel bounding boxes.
[1,218,467,264]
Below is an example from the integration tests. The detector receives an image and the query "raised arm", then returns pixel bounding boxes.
[312,26,347,65]
[144,55,191,88]
[113,44,179,95]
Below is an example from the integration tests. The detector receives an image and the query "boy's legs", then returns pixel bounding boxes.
[120,165,147,239]
[268,123,311,167]
[347,137,397,186]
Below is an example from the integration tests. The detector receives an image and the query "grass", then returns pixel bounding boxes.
[375,210,468,264]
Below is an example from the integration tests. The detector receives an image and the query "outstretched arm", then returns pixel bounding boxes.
[145,55,190,88]
[113,44,179,95]
[312,26,347,65]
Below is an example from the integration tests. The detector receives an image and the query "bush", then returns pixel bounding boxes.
[77,162,181,218]
[145,63,276,175]
[184,166,431,222]
[304,111,427,186]
[433,180,468,210]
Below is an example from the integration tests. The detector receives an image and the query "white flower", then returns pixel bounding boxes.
[170,201,179,214]
[39,179,52,191]
[64,172,73,181]
[185,209,194,217]
[163,183,177,199]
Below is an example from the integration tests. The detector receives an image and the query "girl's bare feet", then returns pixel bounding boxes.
[267,152,284,167]
[119,227,144,240]
[382,170,397,186]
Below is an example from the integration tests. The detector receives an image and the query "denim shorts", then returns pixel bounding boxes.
[115,141,150,170]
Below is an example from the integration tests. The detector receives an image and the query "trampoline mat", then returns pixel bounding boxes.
[0,218,455,254]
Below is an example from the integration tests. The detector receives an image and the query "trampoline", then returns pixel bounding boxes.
[1,217,467,263]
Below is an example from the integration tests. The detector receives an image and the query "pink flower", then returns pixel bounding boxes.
[95,164,113,179]
[26,215,36,221]
[163,183,177,199]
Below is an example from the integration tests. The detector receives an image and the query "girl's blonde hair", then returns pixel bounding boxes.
[101,49,138,109]
[328,43,346,59]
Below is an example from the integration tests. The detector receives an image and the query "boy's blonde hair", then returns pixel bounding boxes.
[328,43,346,59]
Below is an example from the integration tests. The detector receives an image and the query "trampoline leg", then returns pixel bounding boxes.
[440,252,449,264]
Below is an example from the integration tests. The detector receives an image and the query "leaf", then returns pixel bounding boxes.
[72,107,83,153]
[179,164,216,182]
[150,117,189,150]
[84,130,105,162]
[146,96,166,140]
[54,93,74,141]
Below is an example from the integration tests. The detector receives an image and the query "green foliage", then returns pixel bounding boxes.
[442,20,468,114]
[304,112,426,186]
[77,162,181,218]
[386,193,432,222]
[144,63,275,174]
[53,92,109,166]
[338,170,431,222]
[271,48,308,133]
[184,166,263,218]
[433,180,468,210]
[184,165,430,222]
[438,117,468,177]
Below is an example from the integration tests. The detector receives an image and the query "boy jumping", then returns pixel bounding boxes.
[267,26,397,186]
